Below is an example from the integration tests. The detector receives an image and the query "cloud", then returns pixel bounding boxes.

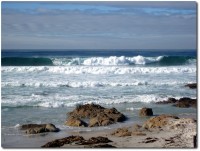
[1,1,197,49]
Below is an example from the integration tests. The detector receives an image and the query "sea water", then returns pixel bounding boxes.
[1,49,197,147]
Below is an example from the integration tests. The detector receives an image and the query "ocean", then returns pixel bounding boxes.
[1,49,197,147]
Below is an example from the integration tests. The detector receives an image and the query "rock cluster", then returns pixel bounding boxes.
[66,104,126,127]
[41,136,115,148]
[156,97,197,108]
[20,123,59,134]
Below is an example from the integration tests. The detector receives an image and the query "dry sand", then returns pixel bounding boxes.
[60,117,197,148]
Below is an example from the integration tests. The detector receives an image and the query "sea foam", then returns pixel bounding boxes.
[1,66,196,75]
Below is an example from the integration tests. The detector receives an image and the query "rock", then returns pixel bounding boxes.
[139,108,153,116]
[26,127,46,134]
[20,124,46,130]
[66,104,126,127]
[156,98,177,104]
[104,108,126,122]
[132,131,146,136]
[111,128,132,137]
[167,118,196,130]
[156,97,197,108]
[68,104,105,118]
[140,137,158,143]
[42,135,85,148]
[42,136,112,148]
[175,98,197,108]
[20,123,59,134]
[78,136,112,145]
[185,83,197,89]
[65,117,88,127]
[45,123,60,132]
[89,113,114,127]
[86,144,116,148]
[142,114,179,129]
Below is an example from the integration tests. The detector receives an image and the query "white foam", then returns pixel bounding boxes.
[1,65,196,75]
[126,107,142,111]
[82,55,163,66]
[2,94,195,108]
[1,80,149,88]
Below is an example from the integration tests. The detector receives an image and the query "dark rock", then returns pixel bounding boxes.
[20,124,45,130]
[175,97,197,108]
[86,144,116,148]
[156,98,177,104]
[42,135,85,148]
[185,83,197,89]
[78,136,112,145]
[156,97,197,108]
[66,104,126,127]
[141,137,158,143]
[20,123,59,134]
[142,114,179,129]
[139,108,153,116]
[42,136,112,148]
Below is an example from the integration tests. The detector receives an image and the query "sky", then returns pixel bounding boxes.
[1,1,197,50]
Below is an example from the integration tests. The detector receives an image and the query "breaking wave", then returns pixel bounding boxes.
[1,55,195,66]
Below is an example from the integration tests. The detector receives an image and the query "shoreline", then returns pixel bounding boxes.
[2,106,196,148]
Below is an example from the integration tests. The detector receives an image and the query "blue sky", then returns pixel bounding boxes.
[1,1,197,49]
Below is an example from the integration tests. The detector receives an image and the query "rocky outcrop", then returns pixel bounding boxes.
[139,108,153,116]
[68,104,105,118]
[185,83,197,89]
[41,136,113,148]
[66,104,126,127]
[156,97,197,108]
[174,98,197,108]
[142,114,179,129]
[20,123,59,134]
[65,116,88,127]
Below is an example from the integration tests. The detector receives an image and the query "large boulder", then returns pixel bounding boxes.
[139,108,153,116]
[20,123,59,134]
[142,114,179,129]
[66,104,126,127]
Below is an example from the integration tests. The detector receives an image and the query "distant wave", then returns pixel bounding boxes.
[1,55,195,66]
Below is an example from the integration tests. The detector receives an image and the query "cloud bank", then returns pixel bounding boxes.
[1,1,197,49]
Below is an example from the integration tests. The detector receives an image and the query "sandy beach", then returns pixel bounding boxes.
[53,117,197,148]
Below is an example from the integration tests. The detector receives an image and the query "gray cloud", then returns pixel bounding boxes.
[1,2,196,49]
